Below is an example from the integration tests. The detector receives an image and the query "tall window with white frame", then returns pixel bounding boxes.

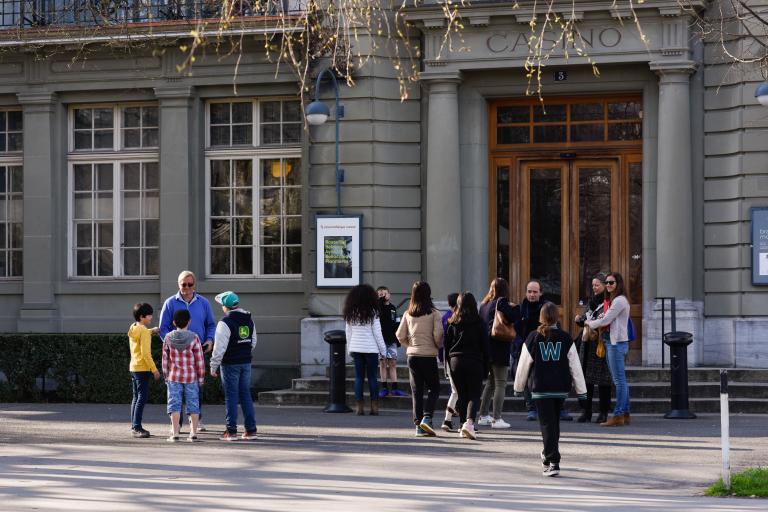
[206,98,302,277]
[69,104,159,278]
[0,109,23,278]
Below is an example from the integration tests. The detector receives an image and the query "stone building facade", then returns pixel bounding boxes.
[0,1,766,388]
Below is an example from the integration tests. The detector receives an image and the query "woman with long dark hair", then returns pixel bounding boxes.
[396,281,444,436]
[477,277,518,429]
[574,273,613,423]
[586,272,631,426]
[445,292,490,440]
[514,302,586,476]
[343,284,387,416]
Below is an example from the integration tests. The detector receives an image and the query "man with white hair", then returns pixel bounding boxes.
[159,270,216,430]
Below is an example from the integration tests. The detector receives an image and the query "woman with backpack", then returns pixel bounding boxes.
[514,302,587,477]
[586,271,632,427]
[396,281,444,436]
[444,292,490,440]
[477,278,519,429]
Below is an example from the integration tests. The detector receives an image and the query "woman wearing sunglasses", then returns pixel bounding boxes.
[586,272,631,427]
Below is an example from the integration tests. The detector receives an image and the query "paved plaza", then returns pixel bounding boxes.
[0,403,765,511]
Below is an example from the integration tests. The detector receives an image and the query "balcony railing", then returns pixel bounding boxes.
[0,1,300,28]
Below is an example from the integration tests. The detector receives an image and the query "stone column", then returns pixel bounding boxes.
[651,61,696,300]
[17,91,58,331]
[424,74,462,300]
[647,61,703,366]
[155,86,195,297]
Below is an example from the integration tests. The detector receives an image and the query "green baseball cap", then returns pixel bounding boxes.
[215,291,239,308]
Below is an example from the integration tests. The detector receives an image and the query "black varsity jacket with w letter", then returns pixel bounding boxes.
[513,327,587,400]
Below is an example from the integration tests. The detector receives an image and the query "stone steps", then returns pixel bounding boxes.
[288,376,768,399]
[258,390,768,414]
[335,366,768,382]
[258,366,768,414]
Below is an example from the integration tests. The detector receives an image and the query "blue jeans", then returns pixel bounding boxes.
[605,341,630,415]
[351,352,379,401]
[130,371,151,430]
[220,363,256,434]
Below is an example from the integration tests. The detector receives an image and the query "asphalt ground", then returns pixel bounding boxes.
[0,403,766,511]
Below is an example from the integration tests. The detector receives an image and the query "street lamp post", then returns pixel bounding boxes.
[756,81,768,107]
[306,68,345,215]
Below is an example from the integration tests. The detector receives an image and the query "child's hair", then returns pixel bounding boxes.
[536,302,559,338]
[376,286,389,293]
[133,303,153,321]
[449,292,479,324]
[343,284,379,325]
[173,309,191,329]
[447,292,459,309]
[407,281,435,317]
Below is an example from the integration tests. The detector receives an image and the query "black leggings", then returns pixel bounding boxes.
[449,357,484,424]
[407,356,440,424]
[581,383,612,415]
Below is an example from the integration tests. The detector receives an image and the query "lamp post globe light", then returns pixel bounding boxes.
[756,82,768,107]
[306,68,345,215]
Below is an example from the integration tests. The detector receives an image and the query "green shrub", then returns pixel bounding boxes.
[0,333,225,404]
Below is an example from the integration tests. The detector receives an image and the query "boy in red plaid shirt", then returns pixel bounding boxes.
[162,309,205,442]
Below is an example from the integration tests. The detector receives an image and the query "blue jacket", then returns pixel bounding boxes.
[159,292,216,344]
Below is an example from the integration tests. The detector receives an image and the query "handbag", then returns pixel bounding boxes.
[491,303,517,342]
[581,303,603,342]
[596,336,606,358]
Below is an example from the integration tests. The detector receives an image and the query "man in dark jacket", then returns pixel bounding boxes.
[514,280,573,421]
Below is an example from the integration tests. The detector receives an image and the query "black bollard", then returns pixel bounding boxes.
[663,331,696,419]
[323,330,352,413]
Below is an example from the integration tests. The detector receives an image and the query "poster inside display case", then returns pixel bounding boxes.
[315,215,362,288]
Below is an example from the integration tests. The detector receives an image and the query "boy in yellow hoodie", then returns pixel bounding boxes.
[128,303,160,438]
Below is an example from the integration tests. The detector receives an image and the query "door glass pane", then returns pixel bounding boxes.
[496,165,509,279]
[578,167,612,305]
[629,162,643,304]
[498,126,530,144]
[530,167,561,304]
[533,125,566,143]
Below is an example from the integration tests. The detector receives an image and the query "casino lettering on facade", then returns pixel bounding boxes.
[486,28,623,54]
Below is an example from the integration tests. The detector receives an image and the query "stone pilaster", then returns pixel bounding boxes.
[17,91,58,332]
[423,73,462,300]
[154,86,195,296]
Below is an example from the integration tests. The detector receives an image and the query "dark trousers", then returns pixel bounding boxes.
[130,371,151,431]
[512,352,536,412]
[407,356,440,424]
[581,383,612,415]
[449,357,484,424]
[351,352,380,401]
[535,398,564,466]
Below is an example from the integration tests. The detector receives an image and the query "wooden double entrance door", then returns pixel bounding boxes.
[492,155,643,364]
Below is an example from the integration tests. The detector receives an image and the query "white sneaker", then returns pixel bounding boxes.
[491,418,511,429]
[197,422,207,432]
[477,415,492,426]
[460,421,477,440]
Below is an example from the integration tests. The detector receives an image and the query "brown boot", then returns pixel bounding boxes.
[623,412,631,425]
[356,400,365,416]
[370,400,379,416]
[600,414,625,427]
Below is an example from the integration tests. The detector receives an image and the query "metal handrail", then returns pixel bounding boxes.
[655,296,676,369]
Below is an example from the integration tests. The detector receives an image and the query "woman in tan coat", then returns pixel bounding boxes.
[396,281,444,436]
